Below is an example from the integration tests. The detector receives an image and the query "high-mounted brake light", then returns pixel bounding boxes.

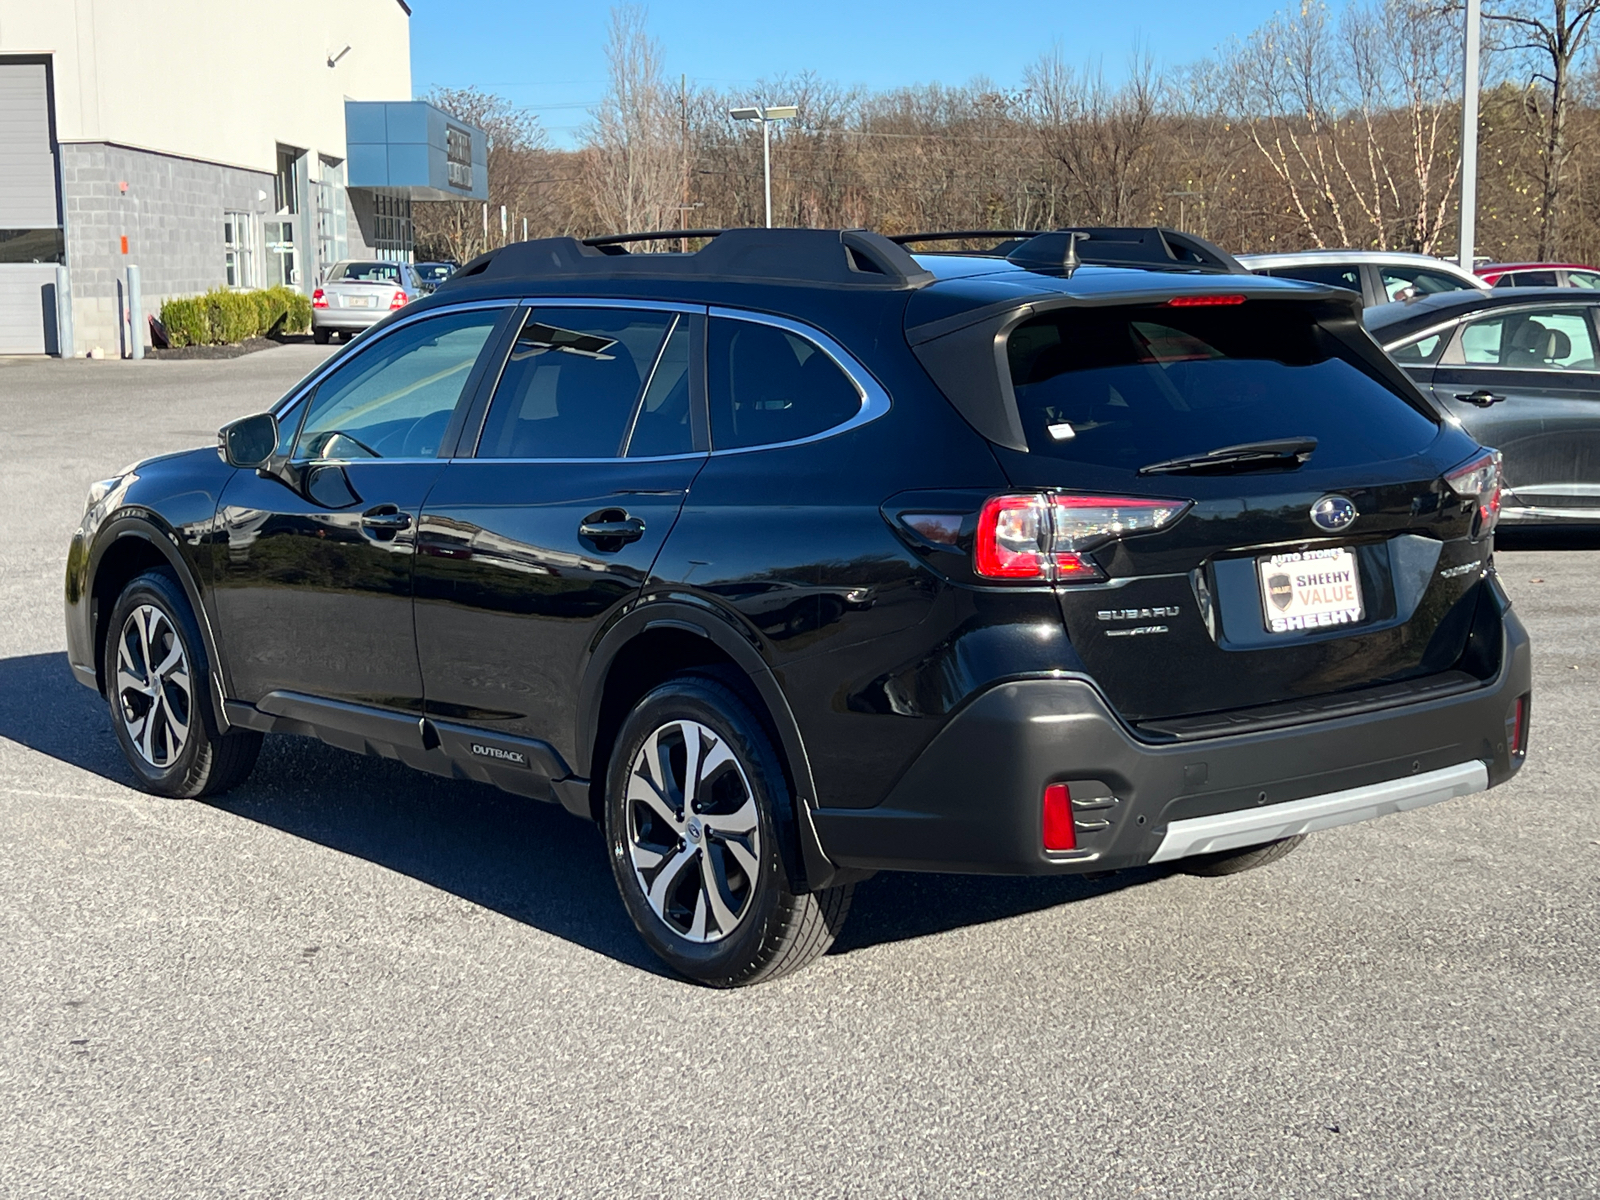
[390,290,409,310]
[1042,783,1076,852]
[975,493,1190,583]
[1444,449,1503,540]
[1166,294,1247,307]
[312,288,327,309]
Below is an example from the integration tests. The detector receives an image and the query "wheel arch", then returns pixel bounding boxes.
[89,516,230,734]
[579,598,850,891]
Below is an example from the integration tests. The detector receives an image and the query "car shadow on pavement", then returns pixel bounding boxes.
[2,651,1168,974]
[1495,527,1600,551]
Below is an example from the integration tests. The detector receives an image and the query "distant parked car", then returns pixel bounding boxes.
[1239,250,1488,307]
[1366,286,1600,525]
[1476,262,1600,290]
[312,260,421,343]
[413,261,459,294]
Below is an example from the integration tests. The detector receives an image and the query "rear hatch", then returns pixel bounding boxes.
[913,289,1495,726]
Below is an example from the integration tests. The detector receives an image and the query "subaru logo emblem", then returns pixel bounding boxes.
[1310,495,1357,532]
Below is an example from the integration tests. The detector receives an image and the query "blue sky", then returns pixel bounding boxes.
[409,0,1296,147]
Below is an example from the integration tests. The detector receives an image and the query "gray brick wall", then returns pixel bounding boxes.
[60,143,273,353]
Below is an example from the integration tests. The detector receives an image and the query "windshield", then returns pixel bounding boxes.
[1006,303,1438,471]
[331,262,404,284]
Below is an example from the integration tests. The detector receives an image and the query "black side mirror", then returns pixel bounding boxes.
[217,412,279,469]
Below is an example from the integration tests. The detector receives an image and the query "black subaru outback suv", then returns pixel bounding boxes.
[65,227,1531,986]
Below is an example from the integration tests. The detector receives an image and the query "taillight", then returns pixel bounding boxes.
[1042,783,1076,852]
[311,288,327,309]
[1444,449,1502,540]
[974,493,1189,582]
[390,290,408,309]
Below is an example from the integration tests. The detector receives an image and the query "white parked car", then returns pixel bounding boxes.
[1237,250,1489,308]
[312,260,421,343]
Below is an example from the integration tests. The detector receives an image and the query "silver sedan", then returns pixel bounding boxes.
[312,260,421,343]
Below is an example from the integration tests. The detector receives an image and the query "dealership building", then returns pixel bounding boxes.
[0,0,486,355]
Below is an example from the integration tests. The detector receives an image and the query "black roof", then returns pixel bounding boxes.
[1365,286,1599,343]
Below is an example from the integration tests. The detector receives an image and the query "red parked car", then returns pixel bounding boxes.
[1476,262,1600,289]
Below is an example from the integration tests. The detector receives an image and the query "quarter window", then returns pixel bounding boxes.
[294,309,500,460]
[475,307,675,459]
[708,318,862,450]
[1457,308,1598,370]
[1391,332,1445,365]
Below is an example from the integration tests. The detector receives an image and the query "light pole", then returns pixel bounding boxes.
[1459,0,1481,270]
[729,104,797,228]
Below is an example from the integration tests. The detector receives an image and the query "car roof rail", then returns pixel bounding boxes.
[443,227,936,290]
[887,230,1048,256]
[1005,227,1249,276]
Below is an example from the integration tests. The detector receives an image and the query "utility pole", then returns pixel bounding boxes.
[729,104,797,228]
[1459,0,1481,270]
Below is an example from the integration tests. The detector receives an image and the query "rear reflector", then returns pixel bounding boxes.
[975,492,1190,583]
[1166,294,1247,307]
[1509,694,1530,756]
[1043,783,1076,852]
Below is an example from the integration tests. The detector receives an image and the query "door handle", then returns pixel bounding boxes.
[360,505,412,538]
[1455,390,1506,407]
[578,509,645,547]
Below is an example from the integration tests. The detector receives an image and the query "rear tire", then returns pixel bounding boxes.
[104,570,262,799]
[313,327,331,345]
[604,675,852,987]
[1179,834,1306,877]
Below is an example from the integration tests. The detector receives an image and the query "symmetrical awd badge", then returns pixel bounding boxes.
[1310,495,1358,532]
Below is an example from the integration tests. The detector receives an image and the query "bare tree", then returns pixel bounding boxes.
[1485,0,1600,256]
[584,5,680,239]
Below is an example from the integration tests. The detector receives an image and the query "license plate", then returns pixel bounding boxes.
[1257,548,1364,634]
[346,295,375,308]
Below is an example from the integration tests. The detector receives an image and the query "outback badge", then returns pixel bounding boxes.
[1310,494,1357,532]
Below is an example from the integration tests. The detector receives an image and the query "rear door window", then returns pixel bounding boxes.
[707,317,863,449]
[1379,266,1474,302]
[474,307,675,458]
[1511,270,1559,287]
[1454,307,1598,370]
[1004,303,1439,471]
[1263,264,1361,292]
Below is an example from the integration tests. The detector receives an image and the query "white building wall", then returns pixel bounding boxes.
[0,0,411,172]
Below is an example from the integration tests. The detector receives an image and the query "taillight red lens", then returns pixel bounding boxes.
[1444,449,1503,539]
[1043,783,1076,851]
[311,288,327,308]
[390,290,408,309]
[1166,294,1247,307]
[974,493,1190,582]
[975,494,1050,578]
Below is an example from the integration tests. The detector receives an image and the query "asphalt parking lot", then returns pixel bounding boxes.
[1,346,1597,1199]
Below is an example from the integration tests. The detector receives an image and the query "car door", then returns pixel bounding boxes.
[413,302,706,766]
[1423,302,1600,510]
[211,303,514,709]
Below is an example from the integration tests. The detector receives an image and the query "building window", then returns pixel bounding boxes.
[373,192,413,260]
[275,147,301,215]
[315,157,348,277]
[265,219,297,289]
[224,211,254,288]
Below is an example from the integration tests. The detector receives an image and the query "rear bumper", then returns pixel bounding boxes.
[812,600,1531,875]
[312,309,386,330]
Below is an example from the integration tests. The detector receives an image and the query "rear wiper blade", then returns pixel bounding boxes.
[1137,437,1318,476]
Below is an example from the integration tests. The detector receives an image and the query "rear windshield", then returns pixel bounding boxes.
[331,262,403,283]
[1005,304,1438,470]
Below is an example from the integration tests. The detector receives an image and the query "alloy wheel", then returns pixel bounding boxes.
[115,603,193,769]
[624,718,762,944]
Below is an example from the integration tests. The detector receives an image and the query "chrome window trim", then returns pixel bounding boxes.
[1382,317,1462,357]
[269,298,518,420]
[443,452,707,466]
[705,305,891,454]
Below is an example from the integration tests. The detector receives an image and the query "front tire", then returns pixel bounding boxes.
[604,676,852,987]
[104,570,261,798]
